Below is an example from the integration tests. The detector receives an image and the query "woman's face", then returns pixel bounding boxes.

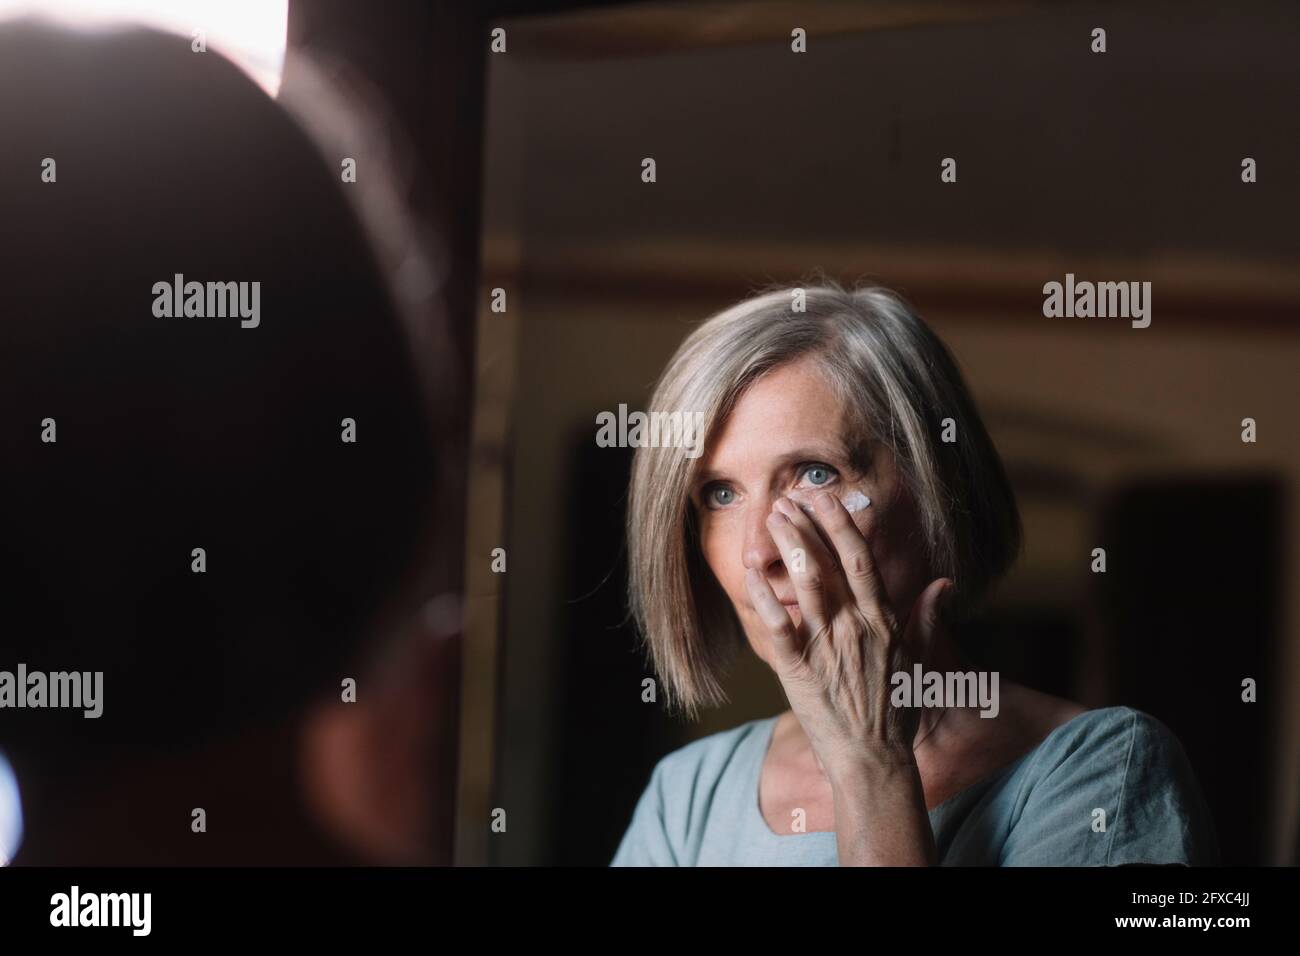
[692,355,932,666]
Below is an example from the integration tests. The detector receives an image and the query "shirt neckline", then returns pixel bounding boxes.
[747,709,1092,840]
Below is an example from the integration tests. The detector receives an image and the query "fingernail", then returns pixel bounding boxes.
[774,497,798,519]
[767,511,788,527]
[815,492,835,513]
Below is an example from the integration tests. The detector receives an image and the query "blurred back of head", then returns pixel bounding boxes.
[0,22,439,775]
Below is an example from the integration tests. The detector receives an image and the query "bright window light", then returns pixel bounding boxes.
[0,0,288,96]
[0,752,20,866]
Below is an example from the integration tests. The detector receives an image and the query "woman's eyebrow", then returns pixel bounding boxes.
[778,446,849,464]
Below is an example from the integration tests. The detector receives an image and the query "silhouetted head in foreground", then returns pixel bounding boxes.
[0,22,444,863]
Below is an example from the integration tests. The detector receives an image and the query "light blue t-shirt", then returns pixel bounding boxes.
[611,706,1218,866]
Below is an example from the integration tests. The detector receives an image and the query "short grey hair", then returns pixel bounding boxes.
[626,281,1022,717]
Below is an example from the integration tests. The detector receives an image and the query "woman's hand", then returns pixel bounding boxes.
[743,490,952,865]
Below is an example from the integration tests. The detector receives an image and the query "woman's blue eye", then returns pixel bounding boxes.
[706,486,735,508]
[799,464,836,487]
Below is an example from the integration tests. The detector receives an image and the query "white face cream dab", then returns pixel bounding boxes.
[841,491,871,513]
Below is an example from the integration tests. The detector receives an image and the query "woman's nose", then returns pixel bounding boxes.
[742,500,783,574]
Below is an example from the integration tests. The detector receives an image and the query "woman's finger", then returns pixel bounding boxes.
[903,577,954,660]
[744,567,803,668]
[774,495,842,585]
[808,491,894,630]
[766,508,831,634]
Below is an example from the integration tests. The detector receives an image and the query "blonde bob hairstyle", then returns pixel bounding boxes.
[627,281,1022,717]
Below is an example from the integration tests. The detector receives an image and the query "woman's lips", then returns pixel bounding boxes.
[772,587,799,607]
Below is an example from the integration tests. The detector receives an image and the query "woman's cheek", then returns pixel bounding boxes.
[853,498,905,604]
[870,497,930,615]
[697,516,739,600]
[848,491,880,539]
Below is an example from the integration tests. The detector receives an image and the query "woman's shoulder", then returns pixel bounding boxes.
[1012,702,1196,792]
[1002,703,1219,865]
[996,682,1174,763]
[650,716,776,787]
[611,717,775,866]
[1031,704,1183,759]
